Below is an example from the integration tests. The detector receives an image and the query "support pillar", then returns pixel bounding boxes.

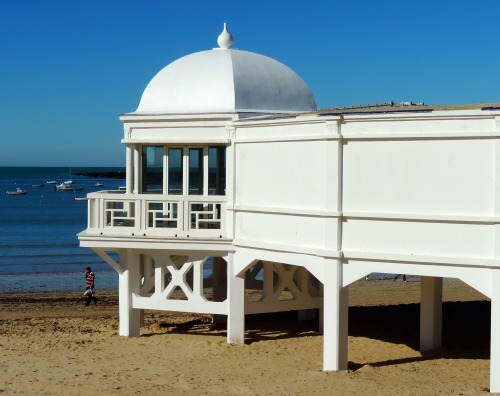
[126,144,133,194]
[227,252,245,344]
[323,258,348,371]
[133,145,140,194]
[212,257,227,323]
[298,271,318,321]
[491,269,500,393]
[118,250,141,337]
[492,119,500,393]
[298,309,317,321]
[319,282,324,334]
[420,276,442,351]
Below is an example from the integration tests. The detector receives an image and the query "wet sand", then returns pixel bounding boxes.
[0,278,494,395]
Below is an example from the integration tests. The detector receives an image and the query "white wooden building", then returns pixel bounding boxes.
[78,24,500,392]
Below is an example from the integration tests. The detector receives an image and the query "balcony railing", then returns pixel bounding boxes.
[86,190,227,238]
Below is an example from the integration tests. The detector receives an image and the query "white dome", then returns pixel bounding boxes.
[133,48,317,115]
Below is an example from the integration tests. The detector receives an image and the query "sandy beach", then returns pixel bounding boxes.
[0,278,494,395]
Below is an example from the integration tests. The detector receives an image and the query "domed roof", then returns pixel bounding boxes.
[132,24,316,115]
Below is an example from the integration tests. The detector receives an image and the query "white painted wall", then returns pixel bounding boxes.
[343,139,494,215]
[342,219,494,258]
[235,140,328,209]
[232,110,500,266]
[235,212,335,249]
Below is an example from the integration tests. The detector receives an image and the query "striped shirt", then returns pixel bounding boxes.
[86,271,95,289]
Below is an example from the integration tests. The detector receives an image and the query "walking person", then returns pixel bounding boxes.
[85,266,98,305]
[393,274,407,283]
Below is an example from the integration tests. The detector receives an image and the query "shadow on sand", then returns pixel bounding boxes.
[147,301,490,370]
[347,300,490,368]
[144,300,490,368]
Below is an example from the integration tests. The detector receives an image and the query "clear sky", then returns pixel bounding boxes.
[1,0,499,167]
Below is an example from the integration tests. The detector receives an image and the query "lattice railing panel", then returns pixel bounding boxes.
[88,192,226,237]
[147,201,179,229]
[105,200,136,227]
[190,202,222,230]
[246,262,322,307]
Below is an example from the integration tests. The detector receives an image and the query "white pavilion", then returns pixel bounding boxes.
[78,24,500,392]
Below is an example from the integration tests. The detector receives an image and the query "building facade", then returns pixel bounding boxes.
[78,25,500,392]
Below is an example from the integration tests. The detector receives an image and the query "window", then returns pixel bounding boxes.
[141,145,226,196]
[142,146,163,193]
[168,148,183,195]
[208,146,226,195]
[188,148,204,195]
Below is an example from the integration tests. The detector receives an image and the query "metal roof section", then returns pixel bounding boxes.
[235,102,500,122]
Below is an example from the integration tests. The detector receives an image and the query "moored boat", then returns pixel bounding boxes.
[55,183,73,191]
[46,181,57,184]
[5,187,28,195]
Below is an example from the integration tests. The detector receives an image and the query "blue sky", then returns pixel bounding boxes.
[1,0,499,167]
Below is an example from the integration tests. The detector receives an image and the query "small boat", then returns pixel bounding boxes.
[6,187,28,195]
[46,181,57,184]
[55,183,73,191]
[74,197,88,201]
[64,180,74,185]
[94,182,104,187]
[72,186,84,191]
[31,184,45,188]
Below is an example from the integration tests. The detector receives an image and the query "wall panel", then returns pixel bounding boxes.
[342,218,494,258]
[343,139,494,215]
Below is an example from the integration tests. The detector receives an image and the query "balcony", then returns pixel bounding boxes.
[85,190,227,239]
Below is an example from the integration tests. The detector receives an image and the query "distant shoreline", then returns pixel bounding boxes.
[76,171,126,179]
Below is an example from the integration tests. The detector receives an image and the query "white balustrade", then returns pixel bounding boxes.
[85,190,226,238]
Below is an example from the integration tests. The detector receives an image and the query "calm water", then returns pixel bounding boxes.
[0,167,125,292]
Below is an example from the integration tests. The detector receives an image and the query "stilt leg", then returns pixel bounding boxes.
[212,257,227,324]
[298,271,318,321]
[323,258,348,371]
[118,250,141,337]
[139,309,145,327]
[491,269,500,393]
[298,309,317,321]
[319,283,324,334]
[420,276,442,351]
[227,252,245,344]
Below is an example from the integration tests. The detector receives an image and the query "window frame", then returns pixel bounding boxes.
[140,144,226,196]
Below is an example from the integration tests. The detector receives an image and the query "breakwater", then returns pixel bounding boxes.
[76,171,126,179]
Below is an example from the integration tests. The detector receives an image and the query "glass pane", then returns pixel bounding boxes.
[189,148,203,195]
[142,146,163,193]
[208,146,226,195]
[168,148,183,195]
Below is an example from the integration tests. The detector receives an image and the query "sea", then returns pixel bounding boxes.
[0,166,126,293]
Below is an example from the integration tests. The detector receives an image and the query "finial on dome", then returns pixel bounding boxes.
[217,22,233,49]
